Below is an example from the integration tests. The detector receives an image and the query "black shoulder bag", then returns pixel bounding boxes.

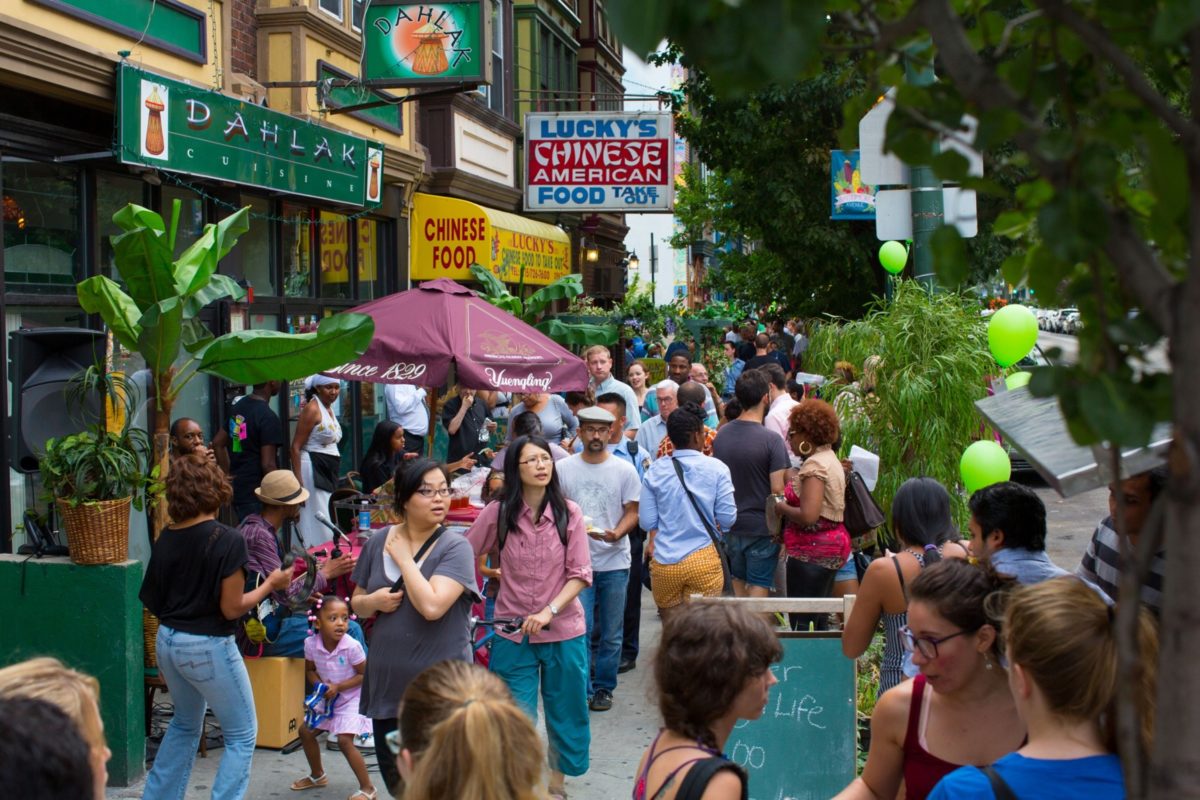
[981,765,1019,800]
[676,757,748,800]
[671,457,734,596]
[390,525,448,593]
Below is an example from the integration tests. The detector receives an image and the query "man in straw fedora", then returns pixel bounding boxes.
[239,470,363,657]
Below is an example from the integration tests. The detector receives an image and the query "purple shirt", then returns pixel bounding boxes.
[239,513,329,605]
[466,499,592,644]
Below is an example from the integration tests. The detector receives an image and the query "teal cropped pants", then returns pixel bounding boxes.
[489,634,590,776]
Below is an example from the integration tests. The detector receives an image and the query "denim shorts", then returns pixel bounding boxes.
[835,554,857,582]
[725,534,781,589]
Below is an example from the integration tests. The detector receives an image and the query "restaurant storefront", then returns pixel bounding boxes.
[0,1,426,560]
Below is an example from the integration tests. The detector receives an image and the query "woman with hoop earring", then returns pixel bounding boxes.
[772,399,851,631]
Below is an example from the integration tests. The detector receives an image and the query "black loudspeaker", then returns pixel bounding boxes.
[8,328,106,473]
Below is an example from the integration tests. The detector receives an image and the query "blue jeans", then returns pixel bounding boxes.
[579,568,629,696]
[261,615,366,658]
[145,626,257,800]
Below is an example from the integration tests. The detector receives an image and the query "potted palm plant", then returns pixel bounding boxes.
[39,367,157,565]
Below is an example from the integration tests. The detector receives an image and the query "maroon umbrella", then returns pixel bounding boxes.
[322,278,588,392]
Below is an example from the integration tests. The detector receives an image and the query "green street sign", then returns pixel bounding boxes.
[116,64,384,208]
[363,0,490,87]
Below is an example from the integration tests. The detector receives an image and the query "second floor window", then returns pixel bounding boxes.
[319,0,343,22]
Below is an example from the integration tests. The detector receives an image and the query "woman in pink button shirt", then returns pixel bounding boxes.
[467,434,592,800]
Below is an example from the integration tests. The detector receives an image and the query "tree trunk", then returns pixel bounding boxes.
[151,368,173,540]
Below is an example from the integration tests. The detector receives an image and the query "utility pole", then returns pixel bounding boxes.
[650,231,658,303]
[905,40,943,291]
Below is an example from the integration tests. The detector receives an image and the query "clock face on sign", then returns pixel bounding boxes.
[363,2,485,85]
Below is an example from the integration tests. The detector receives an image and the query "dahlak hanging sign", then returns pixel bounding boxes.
[362,0,490,87]
[116,64,384,207]
[524,111,675,212]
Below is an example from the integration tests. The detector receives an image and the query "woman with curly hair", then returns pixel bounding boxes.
[139,454,292,799]
[773,399,851,630]
[632,602,782,800]
[390,660,546,800]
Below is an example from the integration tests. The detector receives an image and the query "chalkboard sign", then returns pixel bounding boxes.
[727,635,857,800]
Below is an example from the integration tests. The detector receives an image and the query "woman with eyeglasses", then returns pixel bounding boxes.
[834,559,1023,800]
[351,458,482,797]
[929,577,1155,799]
[466,434,592,800]
[842,478,970,696]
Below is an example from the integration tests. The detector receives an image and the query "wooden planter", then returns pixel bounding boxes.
[57,496,131,565]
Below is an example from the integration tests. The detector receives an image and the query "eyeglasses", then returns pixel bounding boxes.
[899,625,977,659]
[518,454,554,467]
[580,425,611,435]
[385,729,401,756]
[415,487,451,498]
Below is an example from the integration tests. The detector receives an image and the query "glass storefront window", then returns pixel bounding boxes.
[282,204,314,297]
[98,172,148,280]
[357,218,385,299]
[162,186,205,256]
[317,210,352,300]
[2,159,81,294]
[225,196,276,296]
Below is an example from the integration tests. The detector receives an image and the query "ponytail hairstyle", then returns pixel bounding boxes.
[890,477,957,563]
[398,660,544,800]
[1004,578,1157,755]
[909,559,1015,659]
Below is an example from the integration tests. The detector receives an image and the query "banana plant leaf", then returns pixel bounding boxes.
[525,273,584,318]
[109,206,176,312]
[198,313,375,384]
[535,317,619,347]
[77,275,142,351]
[137,298,184,380]
[174,207,250,298]
[184,273,246,316]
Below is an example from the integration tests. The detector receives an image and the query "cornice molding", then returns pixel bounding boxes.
[0,14,117,108]
[256,5,363,59]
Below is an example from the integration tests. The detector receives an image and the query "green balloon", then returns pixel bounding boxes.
[1005,371,1032,390]
[960,440,1012,493]
[987,304,1038,367]
[879,240,908,274]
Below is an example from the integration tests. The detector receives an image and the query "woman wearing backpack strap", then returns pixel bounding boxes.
[466,434,592,800]
[632,602,782,800]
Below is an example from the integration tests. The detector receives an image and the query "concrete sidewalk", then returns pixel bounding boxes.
[108,591,664,799]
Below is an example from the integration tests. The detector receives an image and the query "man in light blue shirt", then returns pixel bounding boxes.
[585,345,640,437]
[383,383,428,455]
[635,381,677,472]
[640,407,736,617]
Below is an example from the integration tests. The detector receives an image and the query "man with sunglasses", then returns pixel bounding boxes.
[555,406,641,713]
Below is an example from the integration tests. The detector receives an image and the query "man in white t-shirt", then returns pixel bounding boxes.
[556,405,640,713]
[383,383,428,455]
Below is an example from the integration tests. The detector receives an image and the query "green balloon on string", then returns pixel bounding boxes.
[987,304,1038,367]
[1005,371,1032,390]
[960,440,1011,493]
[879,241,908,274]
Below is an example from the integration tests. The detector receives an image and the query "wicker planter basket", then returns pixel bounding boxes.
[56,496,131,565]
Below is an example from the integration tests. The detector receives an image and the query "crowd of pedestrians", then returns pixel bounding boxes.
[6,318,1164,799]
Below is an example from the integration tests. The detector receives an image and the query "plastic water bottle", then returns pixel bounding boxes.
[358,498,371,533]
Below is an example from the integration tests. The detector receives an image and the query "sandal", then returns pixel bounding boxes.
[291,773,328,791]
[348,790,378,800]
[548,788,568,800]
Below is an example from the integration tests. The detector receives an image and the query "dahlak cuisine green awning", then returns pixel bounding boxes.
[975,387,1171,497]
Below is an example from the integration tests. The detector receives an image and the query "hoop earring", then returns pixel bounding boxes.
[798,441,813,456]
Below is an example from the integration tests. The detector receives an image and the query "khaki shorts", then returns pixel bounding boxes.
[650,545,724,609]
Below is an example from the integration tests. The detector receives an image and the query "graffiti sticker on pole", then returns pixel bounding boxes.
[524,112,675,212]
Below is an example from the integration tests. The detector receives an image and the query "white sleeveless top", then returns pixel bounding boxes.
[303,400,342,455]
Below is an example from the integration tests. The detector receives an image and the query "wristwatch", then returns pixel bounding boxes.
[547,602,560,617]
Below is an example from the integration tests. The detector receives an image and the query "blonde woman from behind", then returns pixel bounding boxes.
[389,659,546,800]
[0,656,110,800]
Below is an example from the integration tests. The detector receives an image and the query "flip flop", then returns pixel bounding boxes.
[348,790,378,800]
[290,773,328,791]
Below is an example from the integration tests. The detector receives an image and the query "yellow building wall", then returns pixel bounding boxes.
[0,0,226,89]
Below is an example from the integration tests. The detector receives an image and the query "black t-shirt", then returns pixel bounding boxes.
[744,354,775,371]
[737,341,757,362]
[139,519,248,636]
[440,395,490,464]
[226,394,284,506]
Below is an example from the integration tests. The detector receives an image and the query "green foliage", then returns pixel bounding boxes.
[79,203,374,410]
[40,369,155,509]
[808,281,994,527]
[468,263,617,345]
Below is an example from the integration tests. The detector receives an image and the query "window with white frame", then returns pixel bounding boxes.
[352,0,366,31]
[477,0,505,114]
[318,0,343,22]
